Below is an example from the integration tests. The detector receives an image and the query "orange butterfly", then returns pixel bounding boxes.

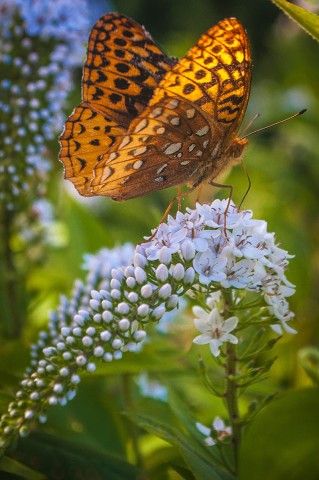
[59,13,251,200]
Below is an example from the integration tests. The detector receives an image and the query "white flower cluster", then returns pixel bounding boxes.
[144,199,296,334]
[0,200,296,448]
[27,244,135,369]
[0,0,90,208]
[13,0,89,62]
[0,244,134,444]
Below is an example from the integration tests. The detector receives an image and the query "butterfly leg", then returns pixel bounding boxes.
[238,159,251,210]
[208,179,233,237]
[177,186,183,211]
[148,195,178,240]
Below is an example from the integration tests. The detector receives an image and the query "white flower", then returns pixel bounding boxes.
[193,307,238,357]
[193,250,227,284]
[196,416,232,446]
[145,223,186,260]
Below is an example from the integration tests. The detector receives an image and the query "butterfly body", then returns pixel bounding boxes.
[60,13,251,200]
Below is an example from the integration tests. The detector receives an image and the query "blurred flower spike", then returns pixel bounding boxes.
[0,0,89,210]
[0,199,296,451]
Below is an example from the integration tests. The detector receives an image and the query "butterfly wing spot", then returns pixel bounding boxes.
[170,116,180,126]
[188,144,196,152]
[196,126,210,136]
[133,146,147,156]
[133,160,144,169]
[166,99,179,109]
[186,108,196,118]
[119,135,131,148]
[203,140,209,148]
[134,118,148,133]
[164,143,182,155]
[109,152,118,160]
[156,163,168,174]
[156,126,165,134]
[181,160,190,165]
[101,166,114,181]
[150,107,163,118]
[155,176,165,183]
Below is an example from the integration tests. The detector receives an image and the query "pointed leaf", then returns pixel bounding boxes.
[127,402,234,480]
[14,431,139,480]
[0,456,45,480]
[272,0,319,41]
[239,388,319,480]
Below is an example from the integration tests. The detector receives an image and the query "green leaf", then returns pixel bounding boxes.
[46,379,126,457]
[0,456,45,480]
[299,347,319,385]
[13,431,139,480]
[127,399,234,480]
[272,0,319,41]
[239,388,319,480]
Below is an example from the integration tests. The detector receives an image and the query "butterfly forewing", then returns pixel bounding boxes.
[83,13,177,123]
[159,17,251,141]
[59,13,176,195]
[89,17,251,199]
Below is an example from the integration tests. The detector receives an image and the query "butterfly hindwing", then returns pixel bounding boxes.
[59,13,176,195]
[90,93,213,199]
[60,105,124,195]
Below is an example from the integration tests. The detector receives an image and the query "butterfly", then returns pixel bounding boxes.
[59,13,251,200]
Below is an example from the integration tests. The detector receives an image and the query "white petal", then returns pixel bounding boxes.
[224,333,238,344]
[271,323,283,335]
[281,321,297,334]
[205,436,216,446]
[196,422,211,436]
[223,316,238,333]
[213,417,225,431]
[193,237,208,252]
[194,318,210,333]
[192,306,208,320]
[193,333,212,345]
[209,339,221,357]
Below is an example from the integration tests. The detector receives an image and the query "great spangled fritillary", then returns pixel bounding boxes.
[59,13,251,200]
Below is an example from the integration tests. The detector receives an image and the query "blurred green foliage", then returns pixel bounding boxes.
[1,0,319,478]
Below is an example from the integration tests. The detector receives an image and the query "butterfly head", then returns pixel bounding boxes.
[226,137,248,165]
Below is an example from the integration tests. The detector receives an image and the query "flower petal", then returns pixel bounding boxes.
[195,422,211,436]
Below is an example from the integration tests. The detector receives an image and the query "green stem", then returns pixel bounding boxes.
[224,342,241,472]
[121,375,144,472]
[222,289,241,473]
[0,207,23,337]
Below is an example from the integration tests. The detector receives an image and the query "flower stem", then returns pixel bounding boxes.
[224,342,241,472]
[0,208,23,337]
[121,375,144,471]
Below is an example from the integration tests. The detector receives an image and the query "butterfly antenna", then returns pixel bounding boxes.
[241,112,261,136]
[238,158,251,210]
[242,109,307,139]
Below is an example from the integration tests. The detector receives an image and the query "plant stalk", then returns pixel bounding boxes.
[121,374,144,472]
[0,207,23,337]
[225,342,241,472]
